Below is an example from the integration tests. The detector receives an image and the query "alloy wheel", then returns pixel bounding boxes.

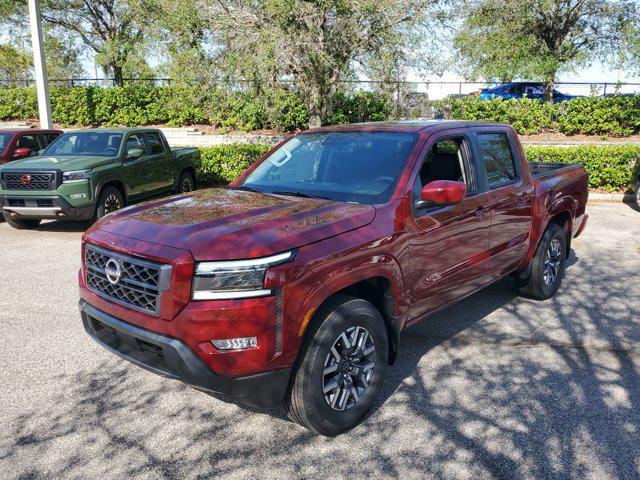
[543,237,562,286]
[104,194,122,215]
[181,176,194,192]
[322,325,375,411]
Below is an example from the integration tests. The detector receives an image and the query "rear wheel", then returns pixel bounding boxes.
[285,296,388,436]
[518,223,566,300]
[96,186,124,220]
[176,170,196,194]
[3,213,41,230]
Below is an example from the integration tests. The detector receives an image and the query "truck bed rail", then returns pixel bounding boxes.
[528,162,581,179]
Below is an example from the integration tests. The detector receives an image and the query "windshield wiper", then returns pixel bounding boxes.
[232,185,263,193]
[271,190,333,201]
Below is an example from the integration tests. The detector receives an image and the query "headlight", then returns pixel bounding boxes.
[63,170,91,183]
[192,250,295,300]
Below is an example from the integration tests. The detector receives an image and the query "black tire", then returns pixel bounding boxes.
[96,186,124,220]
[2,213,41,230]
[635,187,640,210]
[518,223,566,300]
[176,170,196,194]
[284,295,388,436]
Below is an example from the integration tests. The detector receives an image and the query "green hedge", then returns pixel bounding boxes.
[3,84,640,137]
[198,144,271,185]
[0,86,387,132]
[197,143,640,192]
[523,145,640,192]
[435,95,640,137]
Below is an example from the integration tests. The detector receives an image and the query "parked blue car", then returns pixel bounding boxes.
[479,82,576,102]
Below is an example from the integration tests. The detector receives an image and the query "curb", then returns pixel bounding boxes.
[588,192,635,204]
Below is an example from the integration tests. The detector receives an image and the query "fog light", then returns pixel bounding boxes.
[69,193,87,199]
[211,337,257,350]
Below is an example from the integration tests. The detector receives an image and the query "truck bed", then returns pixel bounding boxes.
[528,162,580,179]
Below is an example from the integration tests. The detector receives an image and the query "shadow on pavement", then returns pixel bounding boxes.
[2,252,639,478]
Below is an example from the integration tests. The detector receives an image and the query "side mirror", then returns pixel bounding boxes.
[13,147,31,159]
[415,180,467,209]
[126,148,144,160]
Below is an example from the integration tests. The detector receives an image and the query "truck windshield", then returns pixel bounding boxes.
[45,132,123,157]
[238,131,417,204]
[0,133,13,155]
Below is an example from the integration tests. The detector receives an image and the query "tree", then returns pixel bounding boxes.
[22,0,155,86]
[210,0,443,128]
[614,14,640,79]
[148,0,215,84]
[0,43,31,86]
[44,32,86,84]
[454,0,634,101]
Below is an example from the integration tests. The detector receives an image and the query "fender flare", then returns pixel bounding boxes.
[296,254,406,365]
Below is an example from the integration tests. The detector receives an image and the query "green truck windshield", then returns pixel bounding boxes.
[45,132,123,157]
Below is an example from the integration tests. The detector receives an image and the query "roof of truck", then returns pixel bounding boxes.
[307,120,510,134]
[0,128,63,134]
[63,127,160,134]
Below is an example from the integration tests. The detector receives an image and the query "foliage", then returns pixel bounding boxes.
[37,0,154,85]
[210,0,444,127]
[523,145,640,192]
[0,43,31,86]
[43,33,86,83]
[453,0,634,100]
[0,86,388,132]
[198,144,271,185]
[435,95,640,137]
[327,91,391,125]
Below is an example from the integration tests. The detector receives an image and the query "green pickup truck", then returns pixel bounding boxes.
[0,128,201,229]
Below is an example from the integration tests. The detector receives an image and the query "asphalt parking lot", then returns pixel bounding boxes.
[1,201,639,479]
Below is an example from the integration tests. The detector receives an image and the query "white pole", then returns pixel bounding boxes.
[28,0,52,129]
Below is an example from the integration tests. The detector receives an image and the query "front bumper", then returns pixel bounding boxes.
[79,300,292,408]
[1,194,94,220]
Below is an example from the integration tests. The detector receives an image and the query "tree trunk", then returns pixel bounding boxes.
[306,84,327,129]
[543,74,556,103]
[308,109,323,129]
[112,65,124,87]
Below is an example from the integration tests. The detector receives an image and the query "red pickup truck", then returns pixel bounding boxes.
[0,129,63,165]
[78,121,588,435]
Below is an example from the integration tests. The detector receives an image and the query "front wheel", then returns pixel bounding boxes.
[285,296,388,436]
[96,186,124,220]
[518,223,566,300]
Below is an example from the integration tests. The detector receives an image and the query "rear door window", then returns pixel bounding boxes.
[143,132,166,155]
[478,133,518,189]
[126,134,149,155]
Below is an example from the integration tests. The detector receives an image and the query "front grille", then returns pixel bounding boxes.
[36,199,53,207]
[1,171,57,190]
[84,243,171,316]
[8,199,26,207]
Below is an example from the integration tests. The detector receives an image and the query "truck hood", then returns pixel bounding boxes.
[2,155,115,171]
[93,188,376,261]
